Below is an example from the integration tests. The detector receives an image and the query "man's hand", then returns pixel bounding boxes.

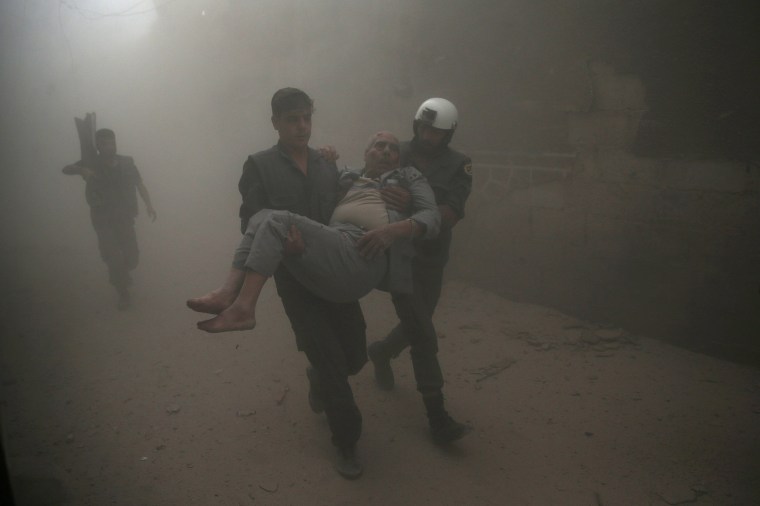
[439,204,460,229]
[380,185,411,213]
[78,166,96,181]
[147,206,158,222]
[283,224,305,256]
[62,164,95,180]
[79,167,95,181]
[357,227,395,259]
[318,145,340,163]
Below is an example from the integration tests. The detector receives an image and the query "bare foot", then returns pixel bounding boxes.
[187,289,237,314]
[196,305,256,333]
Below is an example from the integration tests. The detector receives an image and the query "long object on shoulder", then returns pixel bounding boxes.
[74,112,97,167]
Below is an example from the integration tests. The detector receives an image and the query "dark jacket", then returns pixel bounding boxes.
[84,155,141,217]
[237,142,366,374]
[400,140,472,219]
[238,144,339,232]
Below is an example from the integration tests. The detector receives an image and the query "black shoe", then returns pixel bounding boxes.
[367,341,394,391]
[334,445,362,480]
[306,366,325,414]
[430,415,470,444]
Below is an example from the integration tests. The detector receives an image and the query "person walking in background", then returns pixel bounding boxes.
[62,128,157,310]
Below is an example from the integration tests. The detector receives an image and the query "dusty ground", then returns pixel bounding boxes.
[1,215,759,506]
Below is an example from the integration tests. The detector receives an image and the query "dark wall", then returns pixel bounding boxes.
[398,1,760,159]
[430,1,760,363]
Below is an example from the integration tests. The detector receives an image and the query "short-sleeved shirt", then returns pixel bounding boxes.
[334,166,441,293]
[85,155,142,217]
[329,176,390,231]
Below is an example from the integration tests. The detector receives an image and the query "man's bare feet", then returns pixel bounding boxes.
[187,289,237,314]
[196,305,256,333]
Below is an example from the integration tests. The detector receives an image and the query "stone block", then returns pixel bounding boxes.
[567,111,644,149]
[594,150,754,194]
[530,206,586,243]
[510,183,565,209]
[588,61,647,111]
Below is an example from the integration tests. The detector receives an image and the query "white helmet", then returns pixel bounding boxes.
[414,98,458,131]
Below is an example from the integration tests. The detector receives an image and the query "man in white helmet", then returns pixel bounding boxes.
[367,98,473,444]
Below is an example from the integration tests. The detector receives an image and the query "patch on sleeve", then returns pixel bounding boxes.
[463,163,473,176]
[402,166,423,182]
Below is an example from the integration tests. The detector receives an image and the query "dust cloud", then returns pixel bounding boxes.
[0,0,453,297]
[1,1,759,504]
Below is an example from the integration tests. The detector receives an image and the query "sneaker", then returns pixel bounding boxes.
[430,415,470,444]
[334,445,362,480]
[367,341,394,391]
[305,366,325,414]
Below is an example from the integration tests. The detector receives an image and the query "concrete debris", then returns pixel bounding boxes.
[276,386,290,406]
[595,328,625,341]
[471,357,517,383]
[258,482,278,493]
[511,323,637,355]
[656,483,701,505]
[581,331,602,345]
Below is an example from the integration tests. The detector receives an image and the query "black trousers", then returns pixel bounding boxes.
[381,229,453,397]
[90,209,138,290]
[274,267,367,449]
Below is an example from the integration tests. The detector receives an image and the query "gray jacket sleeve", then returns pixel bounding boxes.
[398,166,440,240]
[377,166,441,293]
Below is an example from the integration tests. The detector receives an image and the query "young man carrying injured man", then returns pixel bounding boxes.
[188,131,438,331]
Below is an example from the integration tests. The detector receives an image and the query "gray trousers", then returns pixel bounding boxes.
[233,210,387,303]
[90,208,138,291]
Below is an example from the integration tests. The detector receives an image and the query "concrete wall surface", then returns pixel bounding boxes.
[448,146,760,362]
[440,2,760,362]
